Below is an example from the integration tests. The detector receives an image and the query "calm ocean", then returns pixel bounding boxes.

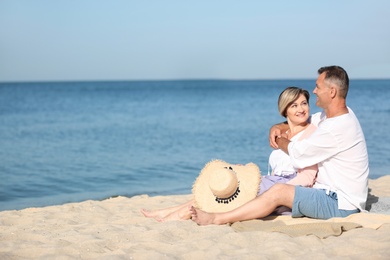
[0,80,389,211]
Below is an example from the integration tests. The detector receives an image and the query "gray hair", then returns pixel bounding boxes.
[318,65,349,98]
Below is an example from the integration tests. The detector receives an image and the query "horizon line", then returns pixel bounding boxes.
[1,77,389,84]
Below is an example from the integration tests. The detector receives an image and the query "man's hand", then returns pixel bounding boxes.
[269,122,289,149]
[275,136,290,154]
[269,125,282,149]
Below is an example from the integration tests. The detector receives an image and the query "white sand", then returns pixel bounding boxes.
[1,176,390,259]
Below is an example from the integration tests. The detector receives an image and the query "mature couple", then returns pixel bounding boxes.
[142,65,369,225]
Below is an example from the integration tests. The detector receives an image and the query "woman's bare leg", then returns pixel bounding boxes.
[190,184,295,225]
[141,199,194,220]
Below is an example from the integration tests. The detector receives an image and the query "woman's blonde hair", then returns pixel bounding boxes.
[278,87,310,118]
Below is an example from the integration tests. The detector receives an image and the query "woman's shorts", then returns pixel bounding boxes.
[292,186,360,219]
[258,173,297,195]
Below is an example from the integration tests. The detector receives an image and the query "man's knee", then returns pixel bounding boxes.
[268,183,295,206]
[269,183,289,193]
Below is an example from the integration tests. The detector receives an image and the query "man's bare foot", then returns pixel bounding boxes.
[189,206,218,225]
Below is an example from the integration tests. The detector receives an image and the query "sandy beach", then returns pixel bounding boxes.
[1,176,389,259]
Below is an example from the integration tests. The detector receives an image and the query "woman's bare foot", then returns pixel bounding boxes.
[141,200,194,220]
[141,204,192,222]
[140,208,164,219]
[140,206,181,219]
[157,206,192,222]
[189,206,219,225]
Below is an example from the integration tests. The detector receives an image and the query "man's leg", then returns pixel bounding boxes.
[190,183,295,225]
[292,187,360,219]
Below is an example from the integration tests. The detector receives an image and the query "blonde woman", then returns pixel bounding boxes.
[261,87,317,195]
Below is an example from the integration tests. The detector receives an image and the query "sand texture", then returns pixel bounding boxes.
[1,176,390,259]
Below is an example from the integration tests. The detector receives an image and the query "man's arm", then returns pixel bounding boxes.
[269,121,289,149]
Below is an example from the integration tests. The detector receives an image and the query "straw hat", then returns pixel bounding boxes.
[192,160,261,213]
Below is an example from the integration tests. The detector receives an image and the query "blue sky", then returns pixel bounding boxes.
[1,1,389,82]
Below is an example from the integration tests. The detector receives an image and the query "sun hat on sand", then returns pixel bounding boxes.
[192,160,261,213]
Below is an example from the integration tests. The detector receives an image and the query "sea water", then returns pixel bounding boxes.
[0,80,389,211]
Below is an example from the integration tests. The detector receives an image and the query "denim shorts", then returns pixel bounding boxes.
[292,186,360,219]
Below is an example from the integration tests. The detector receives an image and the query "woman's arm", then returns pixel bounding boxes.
[286,165,318,187]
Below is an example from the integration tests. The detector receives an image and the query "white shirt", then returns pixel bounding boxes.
[287,107,369,211]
